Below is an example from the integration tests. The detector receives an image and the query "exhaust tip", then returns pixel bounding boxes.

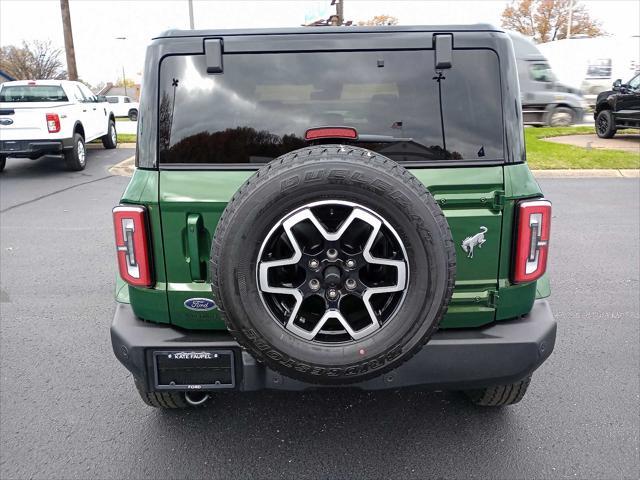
[184,391,210,406]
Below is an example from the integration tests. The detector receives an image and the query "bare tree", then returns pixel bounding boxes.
[358,15,399,26]
[501,0,604,43]
[0,40,67,80]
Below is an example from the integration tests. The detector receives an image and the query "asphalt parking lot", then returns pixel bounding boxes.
[0,150,638,479]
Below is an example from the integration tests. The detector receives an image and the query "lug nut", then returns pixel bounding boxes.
[327,288,338,300]
[308,258,320,269]
[326,248,338,260]
[345,259,356,269]
[309,279,320,291]
[345,278,357,290]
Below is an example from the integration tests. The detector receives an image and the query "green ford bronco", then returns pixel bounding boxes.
[111,25,556,409]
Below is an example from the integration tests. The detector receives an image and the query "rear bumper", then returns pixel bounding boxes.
[0,138,73,158]
[111,299,556,392]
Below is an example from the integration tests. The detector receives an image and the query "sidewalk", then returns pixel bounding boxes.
[544,133,640,153]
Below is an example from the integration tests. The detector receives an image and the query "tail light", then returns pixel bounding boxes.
[113,205,153,287]
[46,113,60,133]
[512,199,552,283]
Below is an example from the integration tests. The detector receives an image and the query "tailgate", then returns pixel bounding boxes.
[158,166,505,330]
[0,103,70,140]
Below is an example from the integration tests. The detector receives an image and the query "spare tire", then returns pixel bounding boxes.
[211,145,455,384]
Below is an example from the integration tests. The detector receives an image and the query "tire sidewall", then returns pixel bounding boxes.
[65,133,86,171]
[548,106,574,127]
[213,151,454,383]
[596,110,616,138]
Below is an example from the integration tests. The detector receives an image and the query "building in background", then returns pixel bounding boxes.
[97,82,141,101]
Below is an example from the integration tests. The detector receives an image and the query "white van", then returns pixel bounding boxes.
[539,36,640,104]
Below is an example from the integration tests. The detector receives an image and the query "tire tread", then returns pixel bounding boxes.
[211,145,456,384]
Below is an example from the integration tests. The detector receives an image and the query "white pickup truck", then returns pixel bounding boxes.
[0,80,117,172]
[105,95,139,120]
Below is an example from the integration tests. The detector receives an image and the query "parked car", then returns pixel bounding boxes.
[594,74,640,138]
[111,25,556,409]
[508,31,588,126]
[0,80,117,171]
[105,95,139,121]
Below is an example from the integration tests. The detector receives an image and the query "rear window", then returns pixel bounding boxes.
[0,85,68,102]
[159,49,503,165]
[106,96,119,103]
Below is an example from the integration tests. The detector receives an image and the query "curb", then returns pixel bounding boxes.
[109,156,135,176]
[532,169,639,178]
[87,142,136,150]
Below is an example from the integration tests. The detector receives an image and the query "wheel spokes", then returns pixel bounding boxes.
[257,201,409,342]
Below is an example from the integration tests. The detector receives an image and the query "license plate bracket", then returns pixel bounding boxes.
[153,349,236,390]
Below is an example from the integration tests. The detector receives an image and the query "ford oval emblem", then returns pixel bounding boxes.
[0,118,14,126]
[184,297,217,311]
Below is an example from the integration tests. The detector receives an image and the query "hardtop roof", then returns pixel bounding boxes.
[154,24,502,39]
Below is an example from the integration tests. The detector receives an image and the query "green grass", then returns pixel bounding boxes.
[117,133,137,143]
[89,133,136,145]
[525,126,639,170]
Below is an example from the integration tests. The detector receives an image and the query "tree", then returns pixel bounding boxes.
[0,40,67,80]
[358,15,399,26]
[501,0,604,43]
[115,78,136,88]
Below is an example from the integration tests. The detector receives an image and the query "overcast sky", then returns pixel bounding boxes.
[1,0,638,86]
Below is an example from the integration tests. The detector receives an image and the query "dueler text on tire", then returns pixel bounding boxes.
[211,145,456,385]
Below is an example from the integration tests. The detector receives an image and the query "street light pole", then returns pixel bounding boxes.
[188,0,194,29]
[115,37,128,96]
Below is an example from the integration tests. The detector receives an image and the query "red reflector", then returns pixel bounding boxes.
[512,199,552,283]
[46,113,60,133]
[113,205,153,287]
[305,127,358,141]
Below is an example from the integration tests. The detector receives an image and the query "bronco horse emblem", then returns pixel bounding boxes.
[461,226,488,258]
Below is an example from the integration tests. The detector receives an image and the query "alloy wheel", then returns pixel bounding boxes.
[257,200,409,344]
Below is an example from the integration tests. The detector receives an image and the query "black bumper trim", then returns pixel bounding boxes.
[111,299,556,392]
[0,138,73,158]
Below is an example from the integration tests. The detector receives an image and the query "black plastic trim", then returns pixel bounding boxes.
[158,160,508,171]
[0,138,72,157]
[111,299,556,392]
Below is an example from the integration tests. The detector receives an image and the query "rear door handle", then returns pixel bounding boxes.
[186,213,205,281]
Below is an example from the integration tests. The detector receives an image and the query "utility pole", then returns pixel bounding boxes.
[331,0,343,25]
[566,0,574,39]
[60,0,78,80]
[115,37,128,96]
[188,0,194,29]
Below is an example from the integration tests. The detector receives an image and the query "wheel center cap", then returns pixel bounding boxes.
[323,265,341,287]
